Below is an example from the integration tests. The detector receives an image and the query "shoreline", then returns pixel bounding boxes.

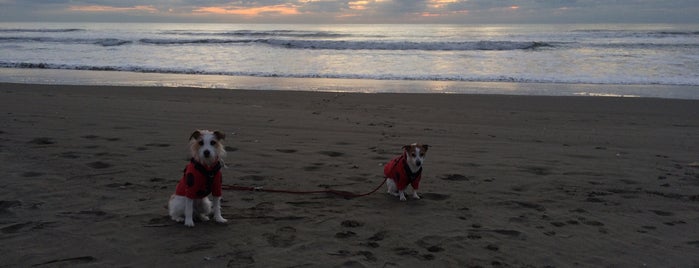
[1,83,698,266]
[2,68,699,99]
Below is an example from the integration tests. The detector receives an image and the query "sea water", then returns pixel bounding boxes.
[1,22,698,98]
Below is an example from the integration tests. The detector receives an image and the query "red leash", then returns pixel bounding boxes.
[222,178,387,199]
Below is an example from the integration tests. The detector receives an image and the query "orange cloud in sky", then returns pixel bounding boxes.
[428,0,459,9]
[348,1,370,11]
[420,12,442,17]
[193,4,301,16]
[68,5,158,13]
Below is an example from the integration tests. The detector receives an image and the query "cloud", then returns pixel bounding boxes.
[68,5,159,13]
[193,3,301,16]
[0,0,697,23]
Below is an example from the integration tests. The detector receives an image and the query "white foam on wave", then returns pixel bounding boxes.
[1,61,698,87]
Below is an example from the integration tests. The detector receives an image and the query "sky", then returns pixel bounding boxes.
[1,0,698,24]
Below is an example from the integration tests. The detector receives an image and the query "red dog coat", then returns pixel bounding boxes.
[384,153,422,190]
[175,158,223,199]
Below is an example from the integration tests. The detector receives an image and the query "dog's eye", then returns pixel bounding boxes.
[411,153,416,157]
[420,153,425,157]
[198,141,204,146]
[210,141,216,146]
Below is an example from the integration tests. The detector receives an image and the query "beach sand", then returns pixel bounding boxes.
[1,82,698,267]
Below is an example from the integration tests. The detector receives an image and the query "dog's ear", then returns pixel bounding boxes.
[213,130,226,141]
[402,144,412,151]
[189,130,202,141]
[421,144,430,152]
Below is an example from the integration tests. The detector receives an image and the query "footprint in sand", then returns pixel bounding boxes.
[303,163,324,171]
[33,256,96,266]
[329,250,377,262]
[319,151,344,157]
[143,216,172,227]
[58,210,111,221]
[392,247,434,261]
[0,200,22,213]
[58,151,80,159]
[583,220,605,226]
[1,221,57,234]
[335,231,357,238]
[105,182,133,188]
[28,137,55,145]
[82,135,100,140]
[174,242,216,254]
[502,200,546,212]
[440,174,471,181]
[341,220,364,228]
[416,236,445,253]
[263,226,297,248]
[364,230,388,248]
[519,166,552,176]
[664,220,687,226]
[420,193,450,201]
[86,161,112,169]
[369,230,388,241]
[240,175,266,181]
[650,210,674,216]
[82,135,121,142]
[286,201,324,208]
[145,143,171,148]
[227,251,255,266]
[21,171,44,177]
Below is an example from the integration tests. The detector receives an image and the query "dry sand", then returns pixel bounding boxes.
[1,82,698,267]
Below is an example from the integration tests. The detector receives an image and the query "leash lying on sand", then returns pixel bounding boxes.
[221,178,387,199]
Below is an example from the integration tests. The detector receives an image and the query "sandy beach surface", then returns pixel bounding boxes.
[1,82,698,267]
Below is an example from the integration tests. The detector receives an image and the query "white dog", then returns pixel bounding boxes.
[168,130,228,227]
[384,143,429,201]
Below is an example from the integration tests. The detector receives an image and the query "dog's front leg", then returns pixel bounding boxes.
[184,198,195,227]
[398,190,407,201]
[212,196,228,223]
[411,189,420,200]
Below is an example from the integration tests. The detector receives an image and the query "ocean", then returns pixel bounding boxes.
[1,22,698,98]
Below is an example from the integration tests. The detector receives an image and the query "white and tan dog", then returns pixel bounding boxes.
[168,130,228,227]
[383,143,429,201]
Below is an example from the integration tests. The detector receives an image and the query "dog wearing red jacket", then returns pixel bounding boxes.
[168,130,228,227]
[384,143,429,201]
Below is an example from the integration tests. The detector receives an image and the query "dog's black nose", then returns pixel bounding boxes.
[416,160,422,166]
[203,150,211,158]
